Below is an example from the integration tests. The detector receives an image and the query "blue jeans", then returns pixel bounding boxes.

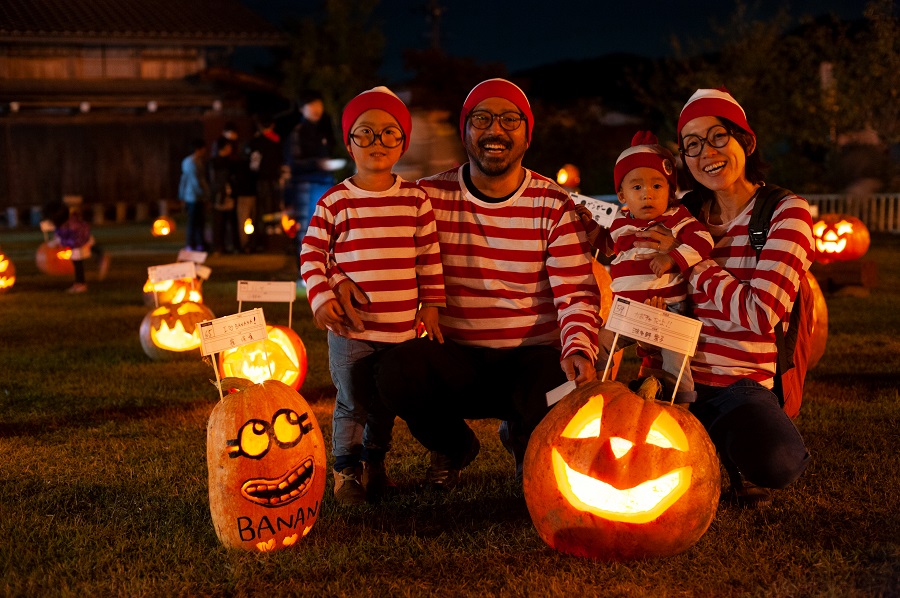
[289,176,333,240]
[184,200,206,251]
[328,332,395,470]
[690,379,810,489]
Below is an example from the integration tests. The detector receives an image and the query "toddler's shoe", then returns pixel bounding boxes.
[66,283,88,294]
[333,465,366,505]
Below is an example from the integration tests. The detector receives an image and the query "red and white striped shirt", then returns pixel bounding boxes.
[300,176,445,343]
[682,192,814,388]
[609,204,713,305]
[418,166,600,360]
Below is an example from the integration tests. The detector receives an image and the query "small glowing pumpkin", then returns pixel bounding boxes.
[0,250,16,293]
[207,377,326,551]
[218,325,308,390]
[142,277,203,306]
[35,242,74,276]
[524,380,720,561]
[151,216,175,237]
[811,214,870,264]
[139,301,215,360]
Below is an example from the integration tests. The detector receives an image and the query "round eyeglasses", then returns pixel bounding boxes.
[350,126,405,149]
[467,110,525,131]
[680,125,731,157]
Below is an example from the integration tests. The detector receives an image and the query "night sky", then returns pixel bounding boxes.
[239,0,869,82]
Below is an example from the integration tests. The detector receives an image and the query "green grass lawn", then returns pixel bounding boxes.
[1,222,898,596]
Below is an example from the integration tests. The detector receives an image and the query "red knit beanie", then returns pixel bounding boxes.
[342,86,412,153]
[613,131,677,193]
[677,87,754,140]
[460,78,533,143]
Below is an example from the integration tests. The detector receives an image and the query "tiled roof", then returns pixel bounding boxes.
[0,0,285,45]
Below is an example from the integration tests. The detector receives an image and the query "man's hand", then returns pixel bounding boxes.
[415,306,444,343]
[312,299,348,333]
[332,279,368,333]
[561,354,597,385]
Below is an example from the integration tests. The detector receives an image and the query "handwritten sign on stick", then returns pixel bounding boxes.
[237,280,296,303]
[199,307,268,356]
[604,296,701,356]
[148,261,196,284]
[572,194,619,229]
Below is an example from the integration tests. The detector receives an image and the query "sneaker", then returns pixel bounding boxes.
[426,433,480,490]
[498,421,527,483]
[361,460,397,502]
[731,480,773,509]
[66,283,88,294]
[97,253,110,281]
[333,466,366,505]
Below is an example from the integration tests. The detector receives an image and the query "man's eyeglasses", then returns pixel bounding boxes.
[680,124,731,157]
[467,110,525,132]
[350,126,405,149]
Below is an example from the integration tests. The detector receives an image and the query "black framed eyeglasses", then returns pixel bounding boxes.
[467,110,525,131]
[680,124,731,157]
[350,125,405,149]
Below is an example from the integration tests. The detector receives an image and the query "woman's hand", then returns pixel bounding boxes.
[635,224,678,254]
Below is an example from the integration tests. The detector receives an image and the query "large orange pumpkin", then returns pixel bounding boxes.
[35,242,74,276]
[524,380,720,561]
[139,301,215,360]
[207,377,326,551]
[0,249,15,293]
[806,271,828,370]
[811,214,870,264]
[218,325,308,390]
[142,277,203,307]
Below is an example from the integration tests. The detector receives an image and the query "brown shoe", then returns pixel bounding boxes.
[333,466,366,505]
[361,460,397,501]
[426,433,480,490]
[732,480,773,508]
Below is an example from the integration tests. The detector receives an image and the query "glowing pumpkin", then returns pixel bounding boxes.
[139,301,215,360]
[207,377,326,551]
[218,325,308,390]
[812,214,870,264]
[281,212,299,239]
[0,250,16,293]
[151,216,175,237]
[142,277,203,306]
[35,242,74,276]
[806,271,828,370]
[524,380,720,561]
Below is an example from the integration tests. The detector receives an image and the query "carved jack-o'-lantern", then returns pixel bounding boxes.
[524,380,720,561]
[812,214,870,264]
[207,377,326,551]
[139,301,215,360]
[142,277,203,307]
[35,242,74,276]
[218,325,308,390]
[0,250,15,293]
[281,212,299,239]
[151,216,175,237]
[806,271,828,370]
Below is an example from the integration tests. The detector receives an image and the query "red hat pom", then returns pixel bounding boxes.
[631,131,659,147]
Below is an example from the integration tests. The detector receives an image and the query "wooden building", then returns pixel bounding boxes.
[0,0,286,224]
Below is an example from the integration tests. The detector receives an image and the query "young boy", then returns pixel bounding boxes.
[300,87,445,504]
[46,202,109,293]
[578,131,713,402]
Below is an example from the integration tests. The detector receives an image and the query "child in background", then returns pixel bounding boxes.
[47,202,109,293]
[577,131,713,402]
[300,87,445,504]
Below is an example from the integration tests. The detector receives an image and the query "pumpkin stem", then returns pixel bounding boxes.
[214,377,255,394]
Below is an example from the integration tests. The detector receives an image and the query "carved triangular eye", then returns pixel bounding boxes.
[560,397,603,439]
[645,410,689,452]
[609,437,633,459]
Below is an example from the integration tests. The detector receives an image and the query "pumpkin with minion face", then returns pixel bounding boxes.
[208,378,326,551]
[524,380,720,561]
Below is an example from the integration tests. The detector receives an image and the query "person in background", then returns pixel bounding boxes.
[209,138,240,255]
[638,87,813,507]
[245,114,284,252]
[46,202,109,294]
[178,139,209,252]
[576,131,713,403]
[300,86,445,504]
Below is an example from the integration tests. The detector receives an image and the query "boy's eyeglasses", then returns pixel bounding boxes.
[467,110,525,131]
[350,126,404,149]
[680,125,731,157]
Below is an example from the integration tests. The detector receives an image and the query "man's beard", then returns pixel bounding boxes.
[465,134,525,177]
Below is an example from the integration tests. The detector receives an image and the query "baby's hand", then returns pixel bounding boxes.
[649,254,675,277]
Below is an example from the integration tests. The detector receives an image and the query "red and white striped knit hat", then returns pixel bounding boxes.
[342,86,412,153]
[460,78,534,143]
[613,131,677,192]
[677,87,754,140]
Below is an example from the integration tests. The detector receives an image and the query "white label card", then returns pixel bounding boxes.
[237,280,296,303]
[604,296,701,356]
[148,261,196,283]
[195,264,212,281]
[546,380,577,407]
[572,194,619,229]
[177,249,208,264]
[199,307,268,356]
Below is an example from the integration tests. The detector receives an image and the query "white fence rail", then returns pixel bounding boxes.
[806,194,900,233]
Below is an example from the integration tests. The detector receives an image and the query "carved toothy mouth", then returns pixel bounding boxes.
[241,457,315,507]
